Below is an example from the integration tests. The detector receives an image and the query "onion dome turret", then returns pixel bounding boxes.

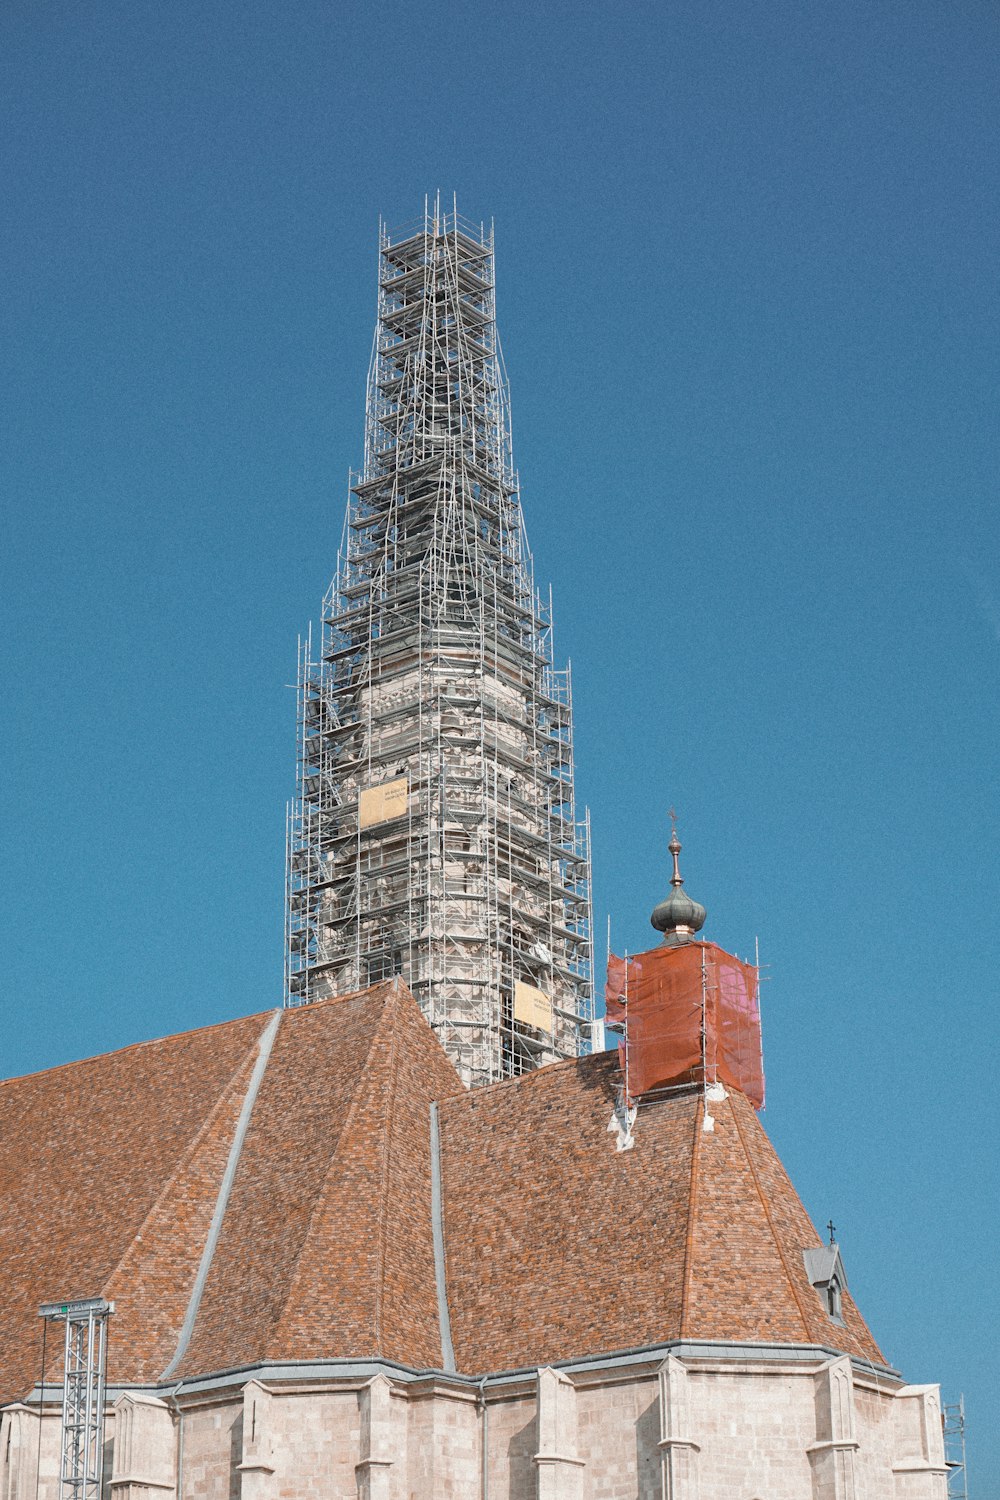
[651,820,706,946]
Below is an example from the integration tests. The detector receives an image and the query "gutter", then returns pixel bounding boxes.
[45,1337,898,1407]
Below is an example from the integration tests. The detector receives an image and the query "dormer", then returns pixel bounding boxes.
[803,1243,848,1327]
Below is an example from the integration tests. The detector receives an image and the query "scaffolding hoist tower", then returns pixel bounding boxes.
[38,1299,112,1500]
[943,1396,968,1500]
[285,199,594,1086]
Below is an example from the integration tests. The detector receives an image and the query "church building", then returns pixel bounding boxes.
[0,204,948,1499]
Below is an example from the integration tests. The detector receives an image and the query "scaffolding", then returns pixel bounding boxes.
[286,197,594,1086]
[38,1298,112,1500]
[943,1396,968,1500]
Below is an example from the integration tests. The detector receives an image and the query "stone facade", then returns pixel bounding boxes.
[0,1350,948,1500]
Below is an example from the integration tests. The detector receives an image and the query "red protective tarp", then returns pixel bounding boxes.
[604,953,629,1023]
[606,942,764,1108]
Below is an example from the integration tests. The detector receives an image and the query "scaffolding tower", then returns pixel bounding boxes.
[38,1298,112,1500]
[286,198,594,1086]
[943,1396,968,1500]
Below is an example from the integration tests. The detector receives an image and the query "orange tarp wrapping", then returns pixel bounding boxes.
[604,953,629,1023]
[607,942,764,1109]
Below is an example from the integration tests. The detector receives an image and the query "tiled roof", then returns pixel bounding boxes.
[0,985,883,1403]
[437,1053,883,1370]
[0,1011,270,1401]
[176,981,461,1377]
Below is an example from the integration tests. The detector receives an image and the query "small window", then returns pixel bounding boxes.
[802,1245,848,1327]
[826,1279,843,1322]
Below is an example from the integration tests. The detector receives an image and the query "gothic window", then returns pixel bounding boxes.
[826,1278,843,1322]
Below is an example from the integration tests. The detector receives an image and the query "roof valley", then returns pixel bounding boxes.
[100,1039,267,1383]
[101,1016,272,1302]
[161,1010,283,1380]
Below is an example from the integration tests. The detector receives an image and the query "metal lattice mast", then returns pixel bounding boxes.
[286,197,594,1086]
[943,1396,968,1500]
[38,1299,112,1500]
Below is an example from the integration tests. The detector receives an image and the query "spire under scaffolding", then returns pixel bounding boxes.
[285,198,594,1086]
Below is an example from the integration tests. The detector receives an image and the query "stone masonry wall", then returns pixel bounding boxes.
[0,1354,949,1500]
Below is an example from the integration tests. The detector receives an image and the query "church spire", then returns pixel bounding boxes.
[285,202,594,1087]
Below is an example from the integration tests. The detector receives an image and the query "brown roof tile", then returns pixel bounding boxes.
[177,982,462,1377]
[719,1087,883,1363]
[438,1052,697,1371]
[438,1055,886,1370]
[0,1012,270,1403]
[0,988,884,1399]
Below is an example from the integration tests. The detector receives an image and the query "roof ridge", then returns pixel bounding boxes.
[0,1008,279,1089]
[678,1092,704,1339]
[264,986,400,1354]
[744,1112,885,1365]
[372,985,404,1351]
[281,980,398,1017]
[437,1044,612,1113]
[100,1015,273,1301]
[726,1092,814,1338]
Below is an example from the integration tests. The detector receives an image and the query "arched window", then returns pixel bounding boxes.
[803,1245,847,1327]
[827,1278,843,1321]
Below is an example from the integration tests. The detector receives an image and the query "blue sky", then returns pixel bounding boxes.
[2,0,997,1481]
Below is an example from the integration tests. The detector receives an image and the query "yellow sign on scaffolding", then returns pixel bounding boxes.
[359,777,409,830]
[514,980,553,1034]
